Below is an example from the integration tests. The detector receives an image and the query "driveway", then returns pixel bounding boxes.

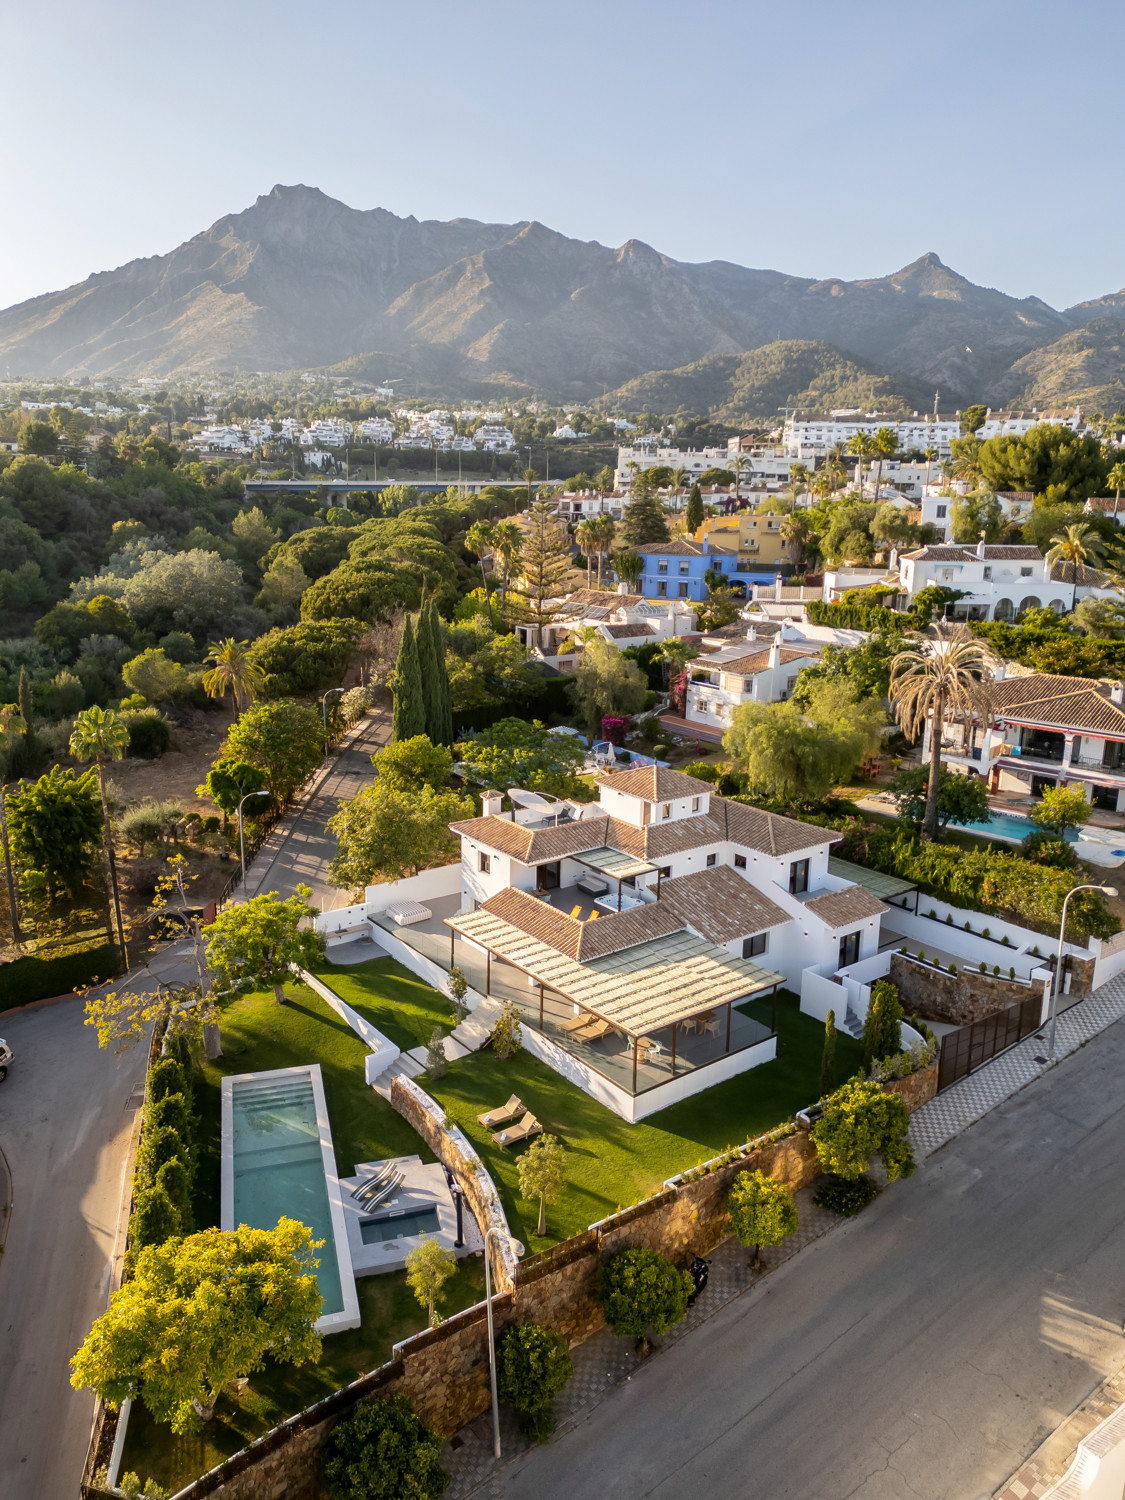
[243,707,392,909]
[491,1013,1125,1500]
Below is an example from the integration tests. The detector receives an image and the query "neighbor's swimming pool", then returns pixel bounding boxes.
[963,810,1078,843]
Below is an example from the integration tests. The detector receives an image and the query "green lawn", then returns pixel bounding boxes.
[310,955,456,1054]
[428,991,862,1255]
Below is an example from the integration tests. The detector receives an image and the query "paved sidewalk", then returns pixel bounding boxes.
[993,1360,1125,1499]
[909,973,1125,1158]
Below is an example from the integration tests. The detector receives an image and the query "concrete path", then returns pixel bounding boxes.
[0,995,149,1500]
[474,1011,1125,1500]
[241,707,392,910]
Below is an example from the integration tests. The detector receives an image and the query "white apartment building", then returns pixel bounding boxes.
[358,418,395,443]
[300,419,353,448]
[975,409,1088,439]
[475,424,516,451]
[887,542,1117,621]
[783,413,961,461]
[192,425,251,454]
[554,490,626,521]
[397,425,435,449]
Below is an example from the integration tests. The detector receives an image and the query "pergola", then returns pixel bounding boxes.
[827,856,919,915]
[570,845,660,907]
[446,907,784,1091]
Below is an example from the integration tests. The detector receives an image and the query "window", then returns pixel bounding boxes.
[658,561,668,574]
[936,505,947,519]
[983,566,992,580]
[1020,566,1033,577]
[678,561,689,574]
[743,677,754,692]
[658,865,672,879]
[478,851,491,874]
[536,861,560,892]
[789,858,810,895]
[661,803,671,820]
[691,796,700,811]
[734,853,747,869]
[706,852,717,867]
[838,930,860,968]
[743,933,767,958]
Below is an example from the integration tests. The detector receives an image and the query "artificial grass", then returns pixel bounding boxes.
[310,955,456,1054]
[429,991,863,1256]
[121,1257,486,1494]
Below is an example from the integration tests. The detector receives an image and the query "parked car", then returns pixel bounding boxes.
[0,1038,12,1081]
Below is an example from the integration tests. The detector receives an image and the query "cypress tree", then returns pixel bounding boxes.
[391,616,426,742]
[820,1008,837,1097]
[428,600,454,747]
[17,667,34,733]
[414,598,441,743]
[685,483,704,535]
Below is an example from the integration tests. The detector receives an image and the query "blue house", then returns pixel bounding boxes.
[634,539,785,603]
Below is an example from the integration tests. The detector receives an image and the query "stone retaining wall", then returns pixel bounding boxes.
[890,952,1034,1026]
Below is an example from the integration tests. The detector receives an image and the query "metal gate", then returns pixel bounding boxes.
[937,993,1044,1091]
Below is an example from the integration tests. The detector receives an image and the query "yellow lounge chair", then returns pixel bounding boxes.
[575,1017,613,1043]
[492,1112,543,1148]
[477,1094,523,1128]
[561,1011,593,1033]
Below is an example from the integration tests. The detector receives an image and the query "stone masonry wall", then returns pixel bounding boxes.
[890,952,1035,1026]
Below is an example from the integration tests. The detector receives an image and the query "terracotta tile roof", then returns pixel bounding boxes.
[594,766,715,800]
[635,540,704,556]
[803,885,888,928]
[559,589,644,612]
[990,674,1125,735]
[603,622,657,639]
[1084,496,1125,516]
[658,866,790,943]
[478,886,684,961]
[1049,560,1113,587]
[447,814,612,863]
[720,798,835,857]
[709,645,820,676]
[904,544,1043,562]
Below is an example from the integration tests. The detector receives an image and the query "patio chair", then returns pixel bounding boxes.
[561,1010,593,1033]
[576,1017,613,1043]
[492,1112,542,1148]
[349,1161,395,1203]
[356,1170,403,1210]
[477,1094,523,1128]
[569,904,583,919]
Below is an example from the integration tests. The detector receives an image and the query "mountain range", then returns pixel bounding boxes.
[3,184,1125,418]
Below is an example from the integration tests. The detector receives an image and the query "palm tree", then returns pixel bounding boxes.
[575,518,599,587]
[203,639,265,711]
[924,446,938,487]
[889,625,993,841]
[788,463,812,507]
[590,514,617,587]
[1106,461,1125,516]
[731,452,752,502]
[613,550,644,592]
[522,466,538,510]
[491,519,523,624]
[779,511,812,567]
[465,519,496,625]
[871,426,899,498]
[847,432,875,493]
[1046,522,1108,610]
[70,706,131,964]
[654,637,700,688]
[951,438,984,487]
[672,467,690,510]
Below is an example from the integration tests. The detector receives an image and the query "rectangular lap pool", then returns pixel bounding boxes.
[360,1205,441,1244]
[221,1065,360,1333]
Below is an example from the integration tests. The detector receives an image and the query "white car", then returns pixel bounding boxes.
[0,1038,11,1081]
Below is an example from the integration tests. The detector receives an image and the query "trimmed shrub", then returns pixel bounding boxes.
[682,761,720,784]
[147,1056,189,1104]
[322,1392,449,1500]
[122,711,172,759]
[145,1091,193,1142]
[814,1175,880,1217]
[598,1247,693,1347]
[125,1183,181,1272]
[0,942,121,1013]
[496,1323,574,1442]
[811,1078,915,1182]
[134,1125,185,1190]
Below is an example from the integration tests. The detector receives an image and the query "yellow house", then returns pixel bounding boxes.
[692,513,795,567]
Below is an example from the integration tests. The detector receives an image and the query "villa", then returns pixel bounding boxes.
[884,541,1116,621]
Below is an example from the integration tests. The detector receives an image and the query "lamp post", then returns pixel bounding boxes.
[483,1226,523,1459]
[321,686,347,765]
[1048,882,1117,1059]
[237,790,270,886]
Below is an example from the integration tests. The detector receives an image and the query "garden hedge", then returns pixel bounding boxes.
[0,942,122,1012]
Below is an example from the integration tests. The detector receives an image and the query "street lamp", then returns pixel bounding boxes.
[237,790,270,885]
[1047,882,1117,1059]
[321,686,347,764]
[483,1225,523,1459]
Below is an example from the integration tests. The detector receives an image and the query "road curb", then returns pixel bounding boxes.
[0,1137,12,1268]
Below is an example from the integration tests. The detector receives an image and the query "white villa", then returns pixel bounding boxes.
[684,634,822,731]
[886,542,1117,621]
[527,589,697,668]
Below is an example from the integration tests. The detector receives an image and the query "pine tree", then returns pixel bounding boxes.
[820,1008,837,1097]
[684,483,704,535]
[391,616,426,742]
[622,492,671,546]
[414,598,441,743]
[514,498,575,645]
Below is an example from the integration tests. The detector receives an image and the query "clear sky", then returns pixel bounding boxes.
[2,0,1121,313]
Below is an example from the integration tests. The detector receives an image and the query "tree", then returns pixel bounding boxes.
[490,519,523,625]
[621,493,671,547]
[571,638,648,740]
[455,718,586,796]
[811,1004,836,1100]
[575,518,601,586]
[979,423,1108,502]
[697,584,742,632]
[70,706,131,959]
[404,1236,457,1326]
[465,519,496,626]
[327,781,473,889]
[1107,461,1125,510]
[961,404,988,436]
[513,499,573,641]
[6,765,103,905]
[598,1247,693,1349]
[18,420,59,457]
[17,666,34,733]
[1032,784,1090,838]
[256,554,311,611]
[247,620,357,697]
[871,426,899,496]
[496,1323,574,1442]
[684,483,704,536]
[122,647,190,704]
[949,490,1004,545]
[224,699,323,804]
[414,596,452,746]
[446,965,469,1024]
[950,436,984,487]
[71,1221,321,1433]
[516,1132,566,1237]
[791,631,901,704]
[613,550,644,591]
[424,1026,447,1080]
[889,625,993,840]
[862,979,904,1071]
[1046,522,1108,609]
[204,886,324,1004]
[588,514,617,587]
[889,764,989,830]
[724,680,884,805]
[203,638,265,711]
[846,431,875,490]
[197,757,268,827]
[120,549,246,638]
[727,1169,798,1268]
[391,615,426,742]
[322,1393,450,1500]
[230,506,279,574]
[372,735,453,791]
[811,1077,915,1182]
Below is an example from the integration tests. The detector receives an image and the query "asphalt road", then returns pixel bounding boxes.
[243,707,392,910]
[0,996,147,1500]
[494,1017,1125,1500]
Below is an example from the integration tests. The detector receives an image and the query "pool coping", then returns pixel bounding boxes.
[220,1063,362,1335]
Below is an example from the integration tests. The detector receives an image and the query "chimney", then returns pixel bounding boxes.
[774,573,783,601]
[977,532,987,559]
[618,581,628,594]
[747,625,757,642]
[889,546,899,571]
[769,638,781,669]
[481,790,503,818]
[1111,681,1124,706]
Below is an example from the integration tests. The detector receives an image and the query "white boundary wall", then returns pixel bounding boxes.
[297,968,400,1084]
[364,865,461,912]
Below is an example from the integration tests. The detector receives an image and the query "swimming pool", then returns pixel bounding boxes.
[222,1065,360,1333]
[963,810,1078,843]
[360,1205,441,1244]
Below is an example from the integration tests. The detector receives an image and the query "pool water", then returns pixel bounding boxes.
[231,1074,343,1316]
[360,1205,441,1244]
[964,811,1078,843]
